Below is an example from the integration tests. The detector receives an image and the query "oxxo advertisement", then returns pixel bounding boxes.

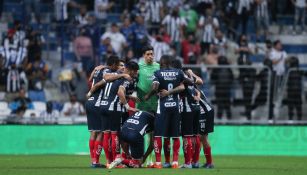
[0,125,306,155]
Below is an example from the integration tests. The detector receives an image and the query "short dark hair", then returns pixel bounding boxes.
[125,61,139,71]
[171,59,182,69]
[273,40,281,47]
[106,55,120,66]
[142,45,154,55]
[119,59,126,64]
[160,55,172,67]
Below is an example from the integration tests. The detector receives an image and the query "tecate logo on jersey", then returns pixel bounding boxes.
[100,101,108,105]
[164,102,176,107]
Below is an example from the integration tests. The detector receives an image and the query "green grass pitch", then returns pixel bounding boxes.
[0,155,307,175]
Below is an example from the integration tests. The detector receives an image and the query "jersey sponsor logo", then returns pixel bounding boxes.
[160,71,179,81]
[100,100,108,105]
[127,119,139,125]
[164,102,177,107]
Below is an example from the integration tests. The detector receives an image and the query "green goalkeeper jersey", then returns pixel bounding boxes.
[136,60,160,111]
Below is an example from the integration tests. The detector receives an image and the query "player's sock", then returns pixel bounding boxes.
[183,136,192,165]
[154,137,162,163]
[93,140,103,164]
[193,136,201,164]
[111,132,120,161]
[172,138,180,162]
[163,138,171,163]
[204,146,212,164]
[89,139,95,163]
[103,132,111,163]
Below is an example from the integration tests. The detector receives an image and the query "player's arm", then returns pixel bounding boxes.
[186,69,203,85]
[159,83,185,98]
[127,95,140,102]
[144,81,159,101]
[86,79,107,98]
[103,73,132,82]
[118,86,138,112]
[194,88,201,102]
[89,65,106,81]
[141,132,154,164]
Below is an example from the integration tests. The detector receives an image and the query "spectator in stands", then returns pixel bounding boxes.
[286,57,305,121]
[251,58,274,119]
[9,88,34,117]
[54,0,80,22]
[24,0,41,23]
[94,0,114,23]
[181,33,201,64]
[236,35,256,120]
[235,34,253,62]
[198,8,219,54]
[74,5,89,28]
[120,17,134,48]
[236,0,252,34]
[26,54,48,102]
[131,15,149,58]
[133,0,149,21]
[221,0,237,39]
[292,0,306,34]
[99,37,115,64]
[147,0,164,35]
[73,34,95,76]
[180,2,198,34]
[62,93,85,116]
[254,0,270,40]
[39,101,60,124]
[162,7,187,56]
[0,56,7,92]
[203,45,219,65]
[124,48,138,63]
[211,56,233,120]
[26,27,45,63]
[12,20,27,47]
[151,35,170,62]
[101,23,127,57]
[69,67,89,105]
[213,29,228,56]
[82,13,101,50]
[269,40,287,89]
[196,0,215,16]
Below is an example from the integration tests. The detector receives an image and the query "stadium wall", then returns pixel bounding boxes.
[0,125,307,156]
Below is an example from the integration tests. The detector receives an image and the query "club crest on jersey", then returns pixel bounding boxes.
[164,102,176,107]
[100,100,108,105]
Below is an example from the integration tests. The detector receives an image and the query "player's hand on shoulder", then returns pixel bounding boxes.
[122,74,132,81]
[86,91,92,99]
[159,89,169,98]
[143,94,150,101]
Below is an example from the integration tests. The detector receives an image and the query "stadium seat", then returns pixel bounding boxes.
[23,109,41,118]
[32,101,47,112]
[0,101,11,116]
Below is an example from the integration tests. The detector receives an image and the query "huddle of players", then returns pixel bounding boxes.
[85,48,214,169]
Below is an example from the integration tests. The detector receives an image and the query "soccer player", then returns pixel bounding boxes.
[99,61,139,167]
[144,55,186,169]
[108,111,155,169]
[198,88,215,169]
[136,45,159,167]
[162,59,204,168]
[86,56,131,167]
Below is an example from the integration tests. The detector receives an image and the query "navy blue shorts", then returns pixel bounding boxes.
[199,109,214,135]
[121,112,129,127]
[85,100,102,131]
[154,106,181,137]
[120,127,144,159]
[101,110,122,132]
[181,109,200,136]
